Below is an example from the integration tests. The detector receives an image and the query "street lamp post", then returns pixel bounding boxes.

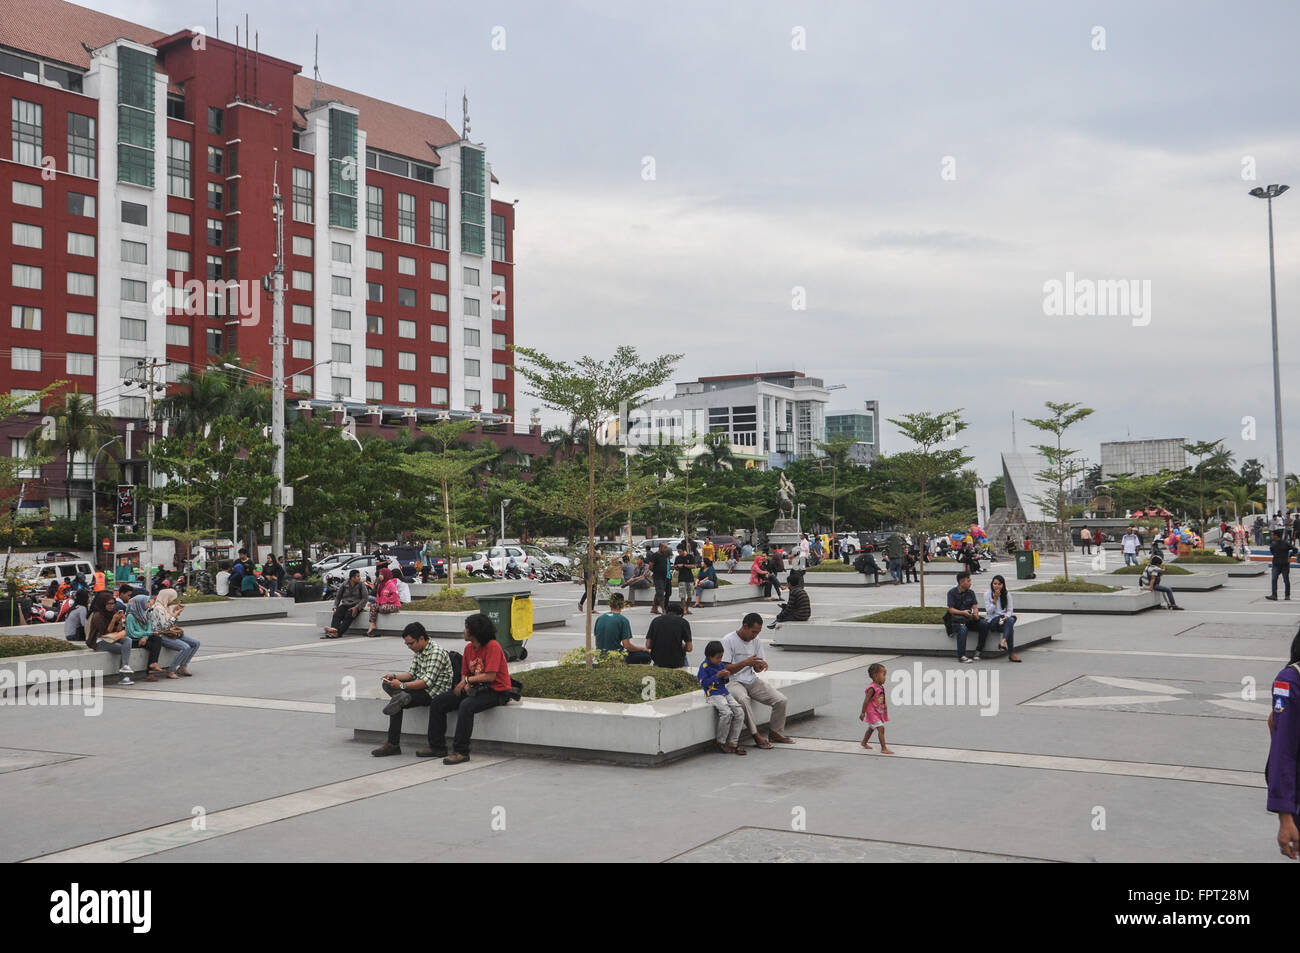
[268,179,287,559]
[233,496,247,554]
[796,502,807,538]
[1250,183,1290,512]
[90,435,122,572]
[500,498,512,541]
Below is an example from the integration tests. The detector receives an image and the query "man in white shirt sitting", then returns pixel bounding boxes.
[721,613,793,749]
[215,565,231,596]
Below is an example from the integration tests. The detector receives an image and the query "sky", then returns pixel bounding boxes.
[88,0,1300,481]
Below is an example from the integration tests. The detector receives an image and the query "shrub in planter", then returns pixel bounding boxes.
[1021,576,1120,593]
[1,634,88,658]
[1110,562,1192,575]
[852,607,950,624]
[519,658,699,703]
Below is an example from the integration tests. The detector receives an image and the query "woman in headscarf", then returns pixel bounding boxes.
[1267,628,1300,859]
[151,587,200,677]
[122,594,169,682]
[366,566,402,637]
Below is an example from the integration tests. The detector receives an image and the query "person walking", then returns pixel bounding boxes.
[674,542,697,614]
[859,663,892,753]
[1121,527,1141,567]
[886,532,904,585]
[1266,530,1298,602]
[648,542,672,615]
[1080,526,1092,555]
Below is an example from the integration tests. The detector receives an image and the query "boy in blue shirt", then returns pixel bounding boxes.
[698,640,746,755]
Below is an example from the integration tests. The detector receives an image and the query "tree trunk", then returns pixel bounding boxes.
[585,430,596,667]
[442,475,455,590]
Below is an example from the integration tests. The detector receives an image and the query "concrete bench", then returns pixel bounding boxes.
[314,601,571,636]
[1082,572,1227,591]
[1011,589,1160,614]
[0,598,286,637]
[773,612,1062,656]
[410,579,540,599]
[335,662,833,766]
[599,584,768,607]
[0,643,185,694]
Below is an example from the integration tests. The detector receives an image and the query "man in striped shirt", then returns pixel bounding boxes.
[372,622,455,757]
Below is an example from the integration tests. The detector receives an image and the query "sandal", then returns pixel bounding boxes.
[733,746,747,756]
[166,671,180,679]
[144,673,158,682]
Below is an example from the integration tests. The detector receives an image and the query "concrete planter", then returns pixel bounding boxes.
[802,573,874,587]
[598,584,768,607]
[315,600,571,636]
[176,599,290,624]
[773,612,1062,656]
[336,661,832,766]
[1173,562,1265,578]
[1011,589,1161,614]
[410,579,540,599]
[1083,571,1227,591]
[0,643,184,694]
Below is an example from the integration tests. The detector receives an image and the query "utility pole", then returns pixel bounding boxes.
[267,169,288,557]
[124,359,167,573]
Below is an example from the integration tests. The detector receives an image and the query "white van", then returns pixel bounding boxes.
[24,560,95,588]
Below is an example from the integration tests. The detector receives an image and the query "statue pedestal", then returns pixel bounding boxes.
[767,518,799,549]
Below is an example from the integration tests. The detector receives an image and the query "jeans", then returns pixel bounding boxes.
[1272,566,1291,599]
[1123,552,1137,566]
[332,603,362,635]
[1153,584,1178,607]
[678,580,695,606]
[709,694,745,745]
[94,635,133,669]
[160,633,199,671]
[955,620,989,659]
[625,650,652,665]
[427,688,509,754]
[383,683,432,745]
[728,678,788,737]
[989,616,1015,653]
[888,557,903,582]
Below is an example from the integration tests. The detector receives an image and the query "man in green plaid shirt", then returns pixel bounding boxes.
[373,622,455,757]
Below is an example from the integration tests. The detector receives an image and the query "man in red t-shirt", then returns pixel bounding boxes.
[422,613,512,764]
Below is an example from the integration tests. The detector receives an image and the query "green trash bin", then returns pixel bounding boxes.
[1015,550,1036,580]
[476,592,532,661]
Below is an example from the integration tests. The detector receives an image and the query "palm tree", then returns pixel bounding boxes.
[161,364,269,437]
[29,391,116,520]
[699,431,736,471]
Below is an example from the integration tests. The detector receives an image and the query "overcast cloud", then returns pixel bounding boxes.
[90,0,1300,479]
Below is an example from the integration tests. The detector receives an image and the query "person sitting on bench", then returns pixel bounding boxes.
[768,570,811,629]
[946,571,990,663]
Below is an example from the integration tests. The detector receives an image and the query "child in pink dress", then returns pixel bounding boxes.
[860,663,892,753]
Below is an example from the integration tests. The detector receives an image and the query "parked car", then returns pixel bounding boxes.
[523,544,570,568]
[462,546,544,577]
[22,559,95,592]
[323,554,379,588]
[35,551,82,564]
[313,552,365,576]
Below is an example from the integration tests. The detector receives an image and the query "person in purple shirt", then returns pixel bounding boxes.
[1267,629,1300,859]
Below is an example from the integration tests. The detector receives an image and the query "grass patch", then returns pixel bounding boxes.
[178,593,230,604]
[1171,550,1238,564]
[406,589,480,612]
[1110,562,1192,575]
[1021,576,1121,593]
[806,561,858,572]
[517,664,699,703]
[0,635,87,658]
[851,606,950,625]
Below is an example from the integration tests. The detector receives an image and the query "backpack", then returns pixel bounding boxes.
[854,553,870,573]
[447,650,463,684]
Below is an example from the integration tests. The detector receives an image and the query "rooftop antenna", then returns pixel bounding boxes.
[312,33,322,107]
[462,89,470,139]
[1011,409,1016,451]
[215,0,220,39]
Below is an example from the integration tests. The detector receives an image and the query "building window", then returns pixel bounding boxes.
[207,182,223,210]
[207,145,223,174]
[430,261,447,281]
[11,306,41,330]
[332,241,351,263]
[292,339,312,360]
[397,192,415,243]
[121,201,148,226]
[293,167,313,223]
[11,99,42,166]
[398,288,416,308]
[431,324,448,343]
[166,324,190,347]
[68,114,96,177]
[292,304,313,326]
[366,381,384,402]
[166,93,185,120]
[12,222,42,248]
[0,52,39,81]
[120,396,147,417]
[398,383,415,404]
[366,185,383,237]
[398,351,416,371]
[494,391,508,410]
[168,210,190,234]
[13,263,42,290]
[121,239,147,264]
[366,347,383,367]
[44,63,82,92]
[332,309,351,330]
[398,319,416,339]
[430,293,448,312]
[464,388,481,408]
[120,317,148,340]
[465,358,480,378]
[493,363,507,380]
[206,256,224,280]
[67,273,94,296]
[492,332,507,350]
[464,267,480,286]
[430,386,448,405]
[460,145,486,255]
[11,347,42,372]
[367,314,383,334]
[492,213,507,261]
[367,282,383,303]
[332,275,352,296]
[431,200,448,250]
[332,377,352,397]
[208,107,223,135]
[13,181,42,208]
[67,312,94,336]
[167,138,192,198]
[366,249,383,270]
[465,328,480,347]
[167,248,191,273]
[332,343,352,364]
[328,108,358,228]
[464,298,480,317]
[430,355,447,374]
[293,270,312,291]
[206,218,223,246]
[206,328,223,355]
[398,255,416,276]
[292,374,312,393]
[293,235,313,257]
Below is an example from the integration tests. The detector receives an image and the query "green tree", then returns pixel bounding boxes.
[1181,439,1234,536]
[1,386,59,576]
[28,390,115,523]
[886,410,973,607]
[809,435,864,536]
[513,345,680,662]
[698,430,736,472]
[284,417,361,573]
[1022,401,1095,581]
[161,363,269,436]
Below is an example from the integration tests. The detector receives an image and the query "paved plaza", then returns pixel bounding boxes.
[2,557,1293,863]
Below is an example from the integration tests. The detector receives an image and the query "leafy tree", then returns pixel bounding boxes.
[885,410,973,606]
[1182,439,1235,536]
[28,390,115,522]
[1,387,59,575]
[808,435,864,536]
[1022,401,1094,582]
[160,363,269,436]
[698,430,736,472]
[284,417,363,573]
[512,345,680,663]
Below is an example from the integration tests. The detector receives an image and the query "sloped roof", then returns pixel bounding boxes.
[0,0,164,69]
[294,75,461,166]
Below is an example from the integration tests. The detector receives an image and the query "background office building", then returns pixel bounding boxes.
[825,400,879,466]
[1100,439,1187,479]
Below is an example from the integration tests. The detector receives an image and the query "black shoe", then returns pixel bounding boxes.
[371,742,401,757]
[415,748,447,758]
[382,691,412,716]
[1266,595,1278,601]
[1170,605,1184,611]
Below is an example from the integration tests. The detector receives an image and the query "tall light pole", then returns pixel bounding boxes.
[233,496,247,553]
[1250,183,1290,512]
[500,498,512,541]
[90,435,122,572]
[267,171,288,558]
